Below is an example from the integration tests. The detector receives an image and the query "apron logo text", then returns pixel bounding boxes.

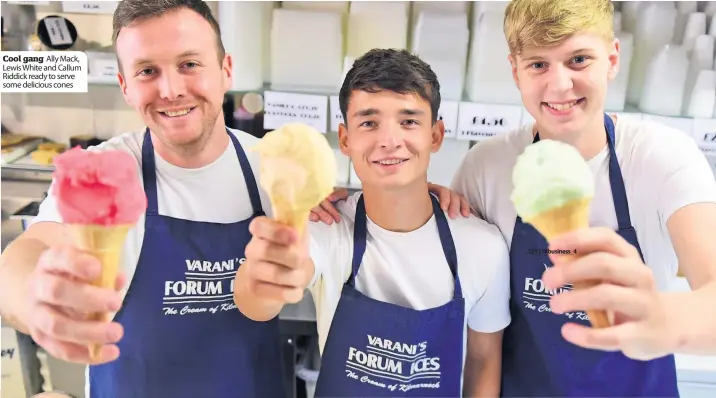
[343,335,442,393]
[162,257,245,316]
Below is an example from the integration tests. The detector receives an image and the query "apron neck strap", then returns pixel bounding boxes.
[532,114,633,230]
[348,193,463,299]
[141,128,264,216]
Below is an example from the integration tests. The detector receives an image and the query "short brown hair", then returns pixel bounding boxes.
[504,0,614,55]
[112,0,225,64]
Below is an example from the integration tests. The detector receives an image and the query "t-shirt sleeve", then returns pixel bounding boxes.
[647,128,716,229]
[450,146,487,219]
[307,221,336,287]
[466,228,511,333]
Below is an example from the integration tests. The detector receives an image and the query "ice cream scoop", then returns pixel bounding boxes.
[53,147,147,358]
[251,123,336,234]
[511,139,609,329]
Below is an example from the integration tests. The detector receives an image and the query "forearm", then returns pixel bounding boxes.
[663,281,716,355]
[0,236,49,334]
[233,265,285,322]
[462,353,501,397]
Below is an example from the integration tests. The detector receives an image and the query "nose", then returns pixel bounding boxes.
[546,64,574,93]
[157,69,187,101]
[378,123,403,149]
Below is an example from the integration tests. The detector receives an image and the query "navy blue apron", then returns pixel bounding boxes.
[500,114,679,397]
[88,128,286,398]
[314,193,465,397]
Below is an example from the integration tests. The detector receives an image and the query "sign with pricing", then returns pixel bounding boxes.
[456,103,523,141]
[61,1,119,14]
[438,101,459,138]
[692,118,716,155]
[2,327,27,397]
[263,91,328,133]
[329,95,344,132]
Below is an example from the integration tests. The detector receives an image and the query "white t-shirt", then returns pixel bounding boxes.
[307,192,511,380]
[30,127,273,397]
[450,115,716,291]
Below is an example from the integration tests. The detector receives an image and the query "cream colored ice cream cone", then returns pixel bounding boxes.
[252,123,337,234]
[68,224,132,360]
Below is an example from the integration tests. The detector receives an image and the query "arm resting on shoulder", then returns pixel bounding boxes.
[0,222,71,334]
[463,328,503,397]
[662,202,716,355]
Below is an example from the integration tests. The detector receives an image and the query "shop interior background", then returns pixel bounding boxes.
[2,1,716,398]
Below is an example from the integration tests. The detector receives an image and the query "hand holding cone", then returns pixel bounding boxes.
[251,123,337,235]
[53,147,147,359]
[511,139,609,328]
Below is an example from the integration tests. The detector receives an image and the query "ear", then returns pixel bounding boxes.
[222,53,233,92]
[431,119,445,153]
[118,72,131,106]
[607,38,620,82]
[509,53,520,89]
[338,122,349,156]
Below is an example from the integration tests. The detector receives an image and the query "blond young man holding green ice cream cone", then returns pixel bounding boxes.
[447,0,716,396]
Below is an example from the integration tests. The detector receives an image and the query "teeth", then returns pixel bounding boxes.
[547,101,578,111]
[163,108,191,117]
[378,159,404,165]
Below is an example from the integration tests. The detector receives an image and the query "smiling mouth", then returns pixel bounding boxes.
[159,107,196,117]
[544,99,584,111]
[373,158,408,165]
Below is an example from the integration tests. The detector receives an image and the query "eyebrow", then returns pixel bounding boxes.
[134,50,202,67]
[352,108,425,118]
[521,48,593,62]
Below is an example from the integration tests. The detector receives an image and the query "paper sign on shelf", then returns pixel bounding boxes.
[329,95,344,132]
[691,118,716,154]
[438,101,459,138]
[43,17,74,47]
[456,103,523,141]
[2,326,27,397]
[263,91,328,133]
[61,1,119,14]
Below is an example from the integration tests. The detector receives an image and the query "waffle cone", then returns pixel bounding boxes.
[524,198,610,329]
[68,223,132,359]
[271,197,309,237]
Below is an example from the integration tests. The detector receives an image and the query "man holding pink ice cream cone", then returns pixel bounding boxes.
[0,1,468,396]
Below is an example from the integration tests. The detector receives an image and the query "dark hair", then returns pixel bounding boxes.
[112,0,225,65]
[339,49,441,124]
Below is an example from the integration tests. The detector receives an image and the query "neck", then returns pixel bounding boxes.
[152,117,229,169]
[535,113,609,160]
[362,180,434,232]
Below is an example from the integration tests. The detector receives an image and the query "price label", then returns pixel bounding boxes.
[642,114,694,136]
[456,103,523,141]
[2,327,26,397]
[438,101,459,138]
[329,95,344,132]
[61,1,119,14]
[691,118,716,153]
[263,91,328,133]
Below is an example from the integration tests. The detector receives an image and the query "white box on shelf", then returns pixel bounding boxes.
[456,103,523,141]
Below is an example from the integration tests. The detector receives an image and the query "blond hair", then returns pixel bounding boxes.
[504,0,615,55]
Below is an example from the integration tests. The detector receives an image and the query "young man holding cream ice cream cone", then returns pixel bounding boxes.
[449,0,716,396]
[235,49,511,397]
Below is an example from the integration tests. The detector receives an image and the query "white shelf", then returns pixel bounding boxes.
[87,75,118,85]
